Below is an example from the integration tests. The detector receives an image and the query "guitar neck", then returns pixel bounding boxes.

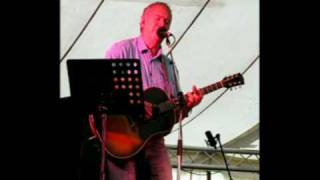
[155,73,243,114]
[157,81,225,113]
[199,81,225,95]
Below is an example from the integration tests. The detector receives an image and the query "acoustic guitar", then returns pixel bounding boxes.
[96,73,244,159]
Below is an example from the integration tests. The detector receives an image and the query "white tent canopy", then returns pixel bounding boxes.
[60,0,259,149]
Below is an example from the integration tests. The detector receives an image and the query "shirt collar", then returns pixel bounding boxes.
[137,35,163,59]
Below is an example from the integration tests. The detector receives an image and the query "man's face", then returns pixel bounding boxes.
[140,5,172,40]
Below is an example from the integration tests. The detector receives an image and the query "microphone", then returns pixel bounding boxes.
[205,132,234,180]
[157,28,172,39]
[205,131,217,149]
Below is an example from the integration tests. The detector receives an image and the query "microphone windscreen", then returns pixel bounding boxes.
[157,28,167,38]
[205,131,217,148]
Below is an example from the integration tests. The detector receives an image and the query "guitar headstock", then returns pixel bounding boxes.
[222,73,244,88]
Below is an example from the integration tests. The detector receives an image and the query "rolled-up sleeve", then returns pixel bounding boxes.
[105,43,122,59]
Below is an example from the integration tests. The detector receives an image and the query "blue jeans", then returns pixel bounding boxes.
[106,137,172,180]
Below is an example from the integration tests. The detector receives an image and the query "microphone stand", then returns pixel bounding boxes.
[176,109,184,180]
[87,105,109,180]
[98,105,108,180]
[165,36,183,180]
[215,134,233,180]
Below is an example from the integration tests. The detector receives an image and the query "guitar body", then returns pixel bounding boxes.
[104,87,175,159]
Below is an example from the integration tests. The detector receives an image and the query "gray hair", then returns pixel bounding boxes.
[140,2,172,32]
[142,1,172,18]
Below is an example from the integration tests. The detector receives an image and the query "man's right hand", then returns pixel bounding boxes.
[144,101,153,120]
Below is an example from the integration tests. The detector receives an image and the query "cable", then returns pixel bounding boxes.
[171,55,259,133]
[88,114,105,149]
[165,0,212,57]
[242,55,260,75]
[60,0,105,63]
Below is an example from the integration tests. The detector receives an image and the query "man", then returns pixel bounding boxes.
[104,2,203,179]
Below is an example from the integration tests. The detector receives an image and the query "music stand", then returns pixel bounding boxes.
[67,59,145,180]
[67,59,144,119]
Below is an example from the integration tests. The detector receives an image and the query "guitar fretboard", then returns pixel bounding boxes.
[153,73,243,115]
[199,81,224,95]
[156,81,224,114]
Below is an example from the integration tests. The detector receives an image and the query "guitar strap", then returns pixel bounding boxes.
[163,55,195,119]
[161,55,181,98]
